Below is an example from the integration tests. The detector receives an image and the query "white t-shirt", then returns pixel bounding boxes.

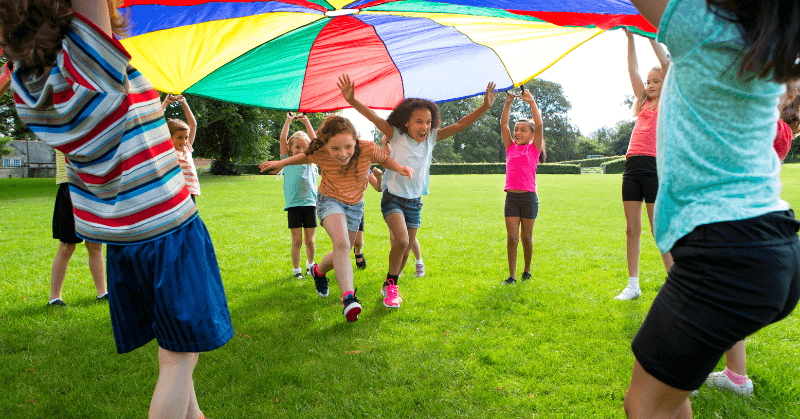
[381,127,437,199]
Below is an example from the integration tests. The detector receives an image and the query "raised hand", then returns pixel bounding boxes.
[504,91,517,106]
[286,111,296,120]
[337,74,355,103]
[483,82,497,108]
[520,89,534,103]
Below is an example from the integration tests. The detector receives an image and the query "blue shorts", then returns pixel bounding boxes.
[317,193,364,232]
[106,216,233,354]
[381,190,422,229]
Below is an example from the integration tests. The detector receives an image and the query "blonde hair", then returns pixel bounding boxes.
[633,66,664,117]
[287,131,311,155]
[166,119,189,136]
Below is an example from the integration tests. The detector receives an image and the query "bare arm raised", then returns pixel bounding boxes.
[501,92,516,149]
[338,74,395,141]
[437,82,497,141]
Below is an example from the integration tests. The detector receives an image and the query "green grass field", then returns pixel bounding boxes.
[1,168,798,418]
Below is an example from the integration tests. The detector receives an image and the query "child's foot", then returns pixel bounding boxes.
[311,264,329,297]
[382,282,401,308]
[354,250,367,269]
[415,262,425,278]
[521,272,532,281]
[614,286,641,300]
[294,272,304,279]
[342,292,362,322]
[381,281,403,303]
[47,298,66,307]
[705,371,754,396]
[502,277,516,285]
[96,293,109,301]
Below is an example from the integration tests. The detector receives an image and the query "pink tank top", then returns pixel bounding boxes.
[505,142,541,193]
[626,102,658,158]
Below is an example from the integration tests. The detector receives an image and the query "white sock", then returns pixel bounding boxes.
[628,277,640,289]
[293,268,302,275]
[306,261,314,269]
[416,258,423,265]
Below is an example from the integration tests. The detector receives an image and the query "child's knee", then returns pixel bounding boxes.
[158,348,199,369]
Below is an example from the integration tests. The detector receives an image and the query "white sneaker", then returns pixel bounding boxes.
[705,371,754,396]
[614,286,641,300]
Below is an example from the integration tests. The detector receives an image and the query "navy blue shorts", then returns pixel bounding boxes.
[632,210,800,391]
[381,190,422,229]
[106,216,233,354]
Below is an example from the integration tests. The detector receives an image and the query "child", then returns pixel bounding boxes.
[0,2,233,418]
[162,94,201,202]
[259,115,413,322]
[615,29,673,301]
[339,74,496,308]
[278,112,317,279]
[353,167,383,269]
[500,89,543,285]
[48,150,108,307]
[623,1,800,418]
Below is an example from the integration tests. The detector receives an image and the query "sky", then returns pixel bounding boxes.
[344,30,663,139]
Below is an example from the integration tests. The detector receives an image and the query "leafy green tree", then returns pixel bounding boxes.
[0,136,12,156]
[0,57,33,140]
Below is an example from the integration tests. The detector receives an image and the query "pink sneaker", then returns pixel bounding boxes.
[382,283,401,308]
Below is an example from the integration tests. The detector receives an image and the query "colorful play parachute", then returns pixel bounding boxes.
[119,1,655,112]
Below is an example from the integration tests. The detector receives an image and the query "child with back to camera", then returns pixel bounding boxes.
[624,0,800,417]
[616,29,673,301]
[279,112,318,279]
[339,74,496,308]
[0,1,233,417]
[162,94,202,202]
[500,87,543,285]
[260,115,413,322]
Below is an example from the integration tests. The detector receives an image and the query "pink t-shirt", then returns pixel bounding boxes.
[505,142,541,193]
[626,102,658,158]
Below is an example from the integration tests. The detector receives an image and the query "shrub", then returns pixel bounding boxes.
[558,155,624,168]
[601,157,627,174]
[235,163,581,175]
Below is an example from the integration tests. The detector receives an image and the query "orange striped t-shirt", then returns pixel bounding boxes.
[305,140,388,205]
[626,102,658,158]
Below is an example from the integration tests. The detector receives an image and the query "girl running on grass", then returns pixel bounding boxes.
[500,88,543,285]
[352,167,384,270]
[623,0,800,417]
[260,115,413,322]
[278,112,318,279]
[615,29,673,301]
[339,74,496,308]
[162,94,202,203]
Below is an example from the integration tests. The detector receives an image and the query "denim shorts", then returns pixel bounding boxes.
[381,190,423,229]
[317,193,364,232]
[632,210,800,391]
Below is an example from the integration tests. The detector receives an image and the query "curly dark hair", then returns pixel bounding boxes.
[0,0,128,78]
[707,0,800,83]
[306,115,362,178]
[386,98,441,136]
[781,93,800,137]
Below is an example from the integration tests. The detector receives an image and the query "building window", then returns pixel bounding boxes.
[3,158,22,167]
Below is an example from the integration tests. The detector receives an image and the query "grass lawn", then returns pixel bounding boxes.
[1,167,798,418]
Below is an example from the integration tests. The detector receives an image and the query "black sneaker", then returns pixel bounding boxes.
[342,291,362,322]
[311,264,329,297]
[502,277,516,285]
[521,272,532,281]
[354,250,367,269]
[96,293,109,301]
[294,272,304,280]
[48,299,66,307]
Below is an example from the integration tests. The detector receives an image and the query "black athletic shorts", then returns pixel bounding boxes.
[287,206,317,229]
[504,191,539,219]
[622,156,658,203]
[632,210,800,391]
[52,183,83,244]
[358,215,365,232]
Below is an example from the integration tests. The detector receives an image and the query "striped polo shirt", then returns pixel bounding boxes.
[306,140,388,205]
[11,14,196,244]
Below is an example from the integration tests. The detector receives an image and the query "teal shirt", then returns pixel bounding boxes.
[654,0,788,253]
[281,154,317,210]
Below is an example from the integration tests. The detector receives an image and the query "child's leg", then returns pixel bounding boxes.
[290,227,303,270]
[724,340,747,376]
[85,240,107,297]
[149,347,199,419]
[411,236,422,261]
[353,230,364,255]
[385,213,410,276]
[303,227,316,265]
[623,200,644,278]
[645,202,674,272]
[50,241,76,301]
[185,379,201,419]
[399,227,419,273]
[318,214,356,293]
[504,217,521,279]
[520,218,535,274]
[624,359,693,419]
